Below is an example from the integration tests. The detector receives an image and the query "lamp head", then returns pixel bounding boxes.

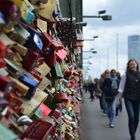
[98,10,106,15]
[75,21,87,27]
[101,15,112,20]
[92,51,97,53]
[90,48,94,51]
[93,36,98,39]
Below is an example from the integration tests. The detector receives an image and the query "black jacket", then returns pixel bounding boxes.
[102,77,119,97]
[124,71,140,100]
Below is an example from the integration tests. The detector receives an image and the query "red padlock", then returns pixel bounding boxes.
[20,120,55,140]
[0,58,6,68]
[22,49,44,71]
[31,70,42,81]
[0,0,20,21]
[54,91,68,103]
[0,41,6,58]
[0,76,16,94]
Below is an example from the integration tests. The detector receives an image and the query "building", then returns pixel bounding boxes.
[128,35,140,64]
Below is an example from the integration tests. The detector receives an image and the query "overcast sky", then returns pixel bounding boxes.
[82,0,140,79]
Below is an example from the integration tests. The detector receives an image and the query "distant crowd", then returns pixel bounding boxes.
[83,59,140,140]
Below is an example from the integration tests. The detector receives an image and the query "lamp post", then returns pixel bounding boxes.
[83,63,92,80]
[107,47,109,69]
[83,61,92,65]
[83,50,97,53]
[81,10,112,69]
[83,50,97,68]
[82,10,112,21]
[84,36,99,41]
[83,56,92,59]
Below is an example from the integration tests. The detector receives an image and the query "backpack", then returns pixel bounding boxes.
[105,79,118,102]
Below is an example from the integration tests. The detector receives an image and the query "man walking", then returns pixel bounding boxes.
[102,69,120,128]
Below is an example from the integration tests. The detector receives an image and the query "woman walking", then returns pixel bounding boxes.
[102,69,119,128]
[118,59,140,140]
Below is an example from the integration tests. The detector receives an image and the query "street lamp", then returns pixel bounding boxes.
[84,36,99,41]
[83,61,92,64]
[83,50,97,53]
[82,10,112,21]
[83,56,92,59]
[75,21,87,27]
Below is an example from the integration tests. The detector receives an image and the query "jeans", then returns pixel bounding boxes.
[89,91,95,101]
[124,99,140,138]
[101,91,107,113]
[106,96,117,124]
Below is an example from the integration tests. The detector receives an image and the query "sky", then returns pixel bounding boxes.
[82,0,140,79]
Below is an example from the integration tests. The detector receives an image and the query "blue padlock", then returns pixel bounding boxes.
[22,11,35,24]
[25,26,43,51]
[19,75,39,100]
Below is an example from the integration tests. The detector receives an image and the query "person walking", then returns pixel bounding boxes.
[102,69,119,128]
[99,70,110,115]
[116,71,123,116]
[118,59,140,140]
[87,80,96,101]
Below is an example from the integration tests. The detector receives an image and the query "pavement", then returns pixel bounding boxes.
[79,93,140,140]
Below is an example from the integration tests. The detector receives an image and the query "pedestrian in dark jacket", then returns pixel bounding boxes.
[99,70,110,115]
[102,69,119,128]
[118,59,140,140]
[87,80,96,101]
